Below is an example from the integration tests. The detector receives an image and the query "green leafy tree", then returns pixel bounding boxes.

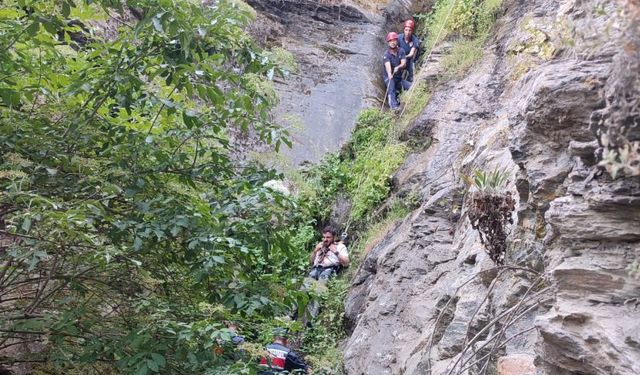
[0,0,305,373]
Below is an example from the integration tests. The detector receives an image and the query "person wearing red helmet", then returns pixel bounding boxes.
[383,31,411,111]
[398,19,421,82]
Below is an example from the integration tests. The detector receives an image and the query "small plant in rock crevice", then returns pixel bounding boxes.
[629,260,640,279]
[463,168,515,265]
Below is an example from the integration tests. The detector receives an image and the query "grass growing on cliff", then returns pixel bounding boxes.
[417,0,502,79]
[419,0,502,50]
[441,36,487,77]
[290,109,407,224]
[348,111,408,220]
[398,80,432,131]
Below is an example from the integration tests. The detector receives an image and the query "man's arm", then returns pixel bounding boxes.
[336,244,350,267]
[286,351,308,373]
[397,49,407,70]
[407,46,417,59]
[309,243,321,265]
[385,60,393,80]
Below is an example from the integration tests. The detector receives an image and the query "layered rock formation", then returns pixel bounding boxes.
[343,0,640,374]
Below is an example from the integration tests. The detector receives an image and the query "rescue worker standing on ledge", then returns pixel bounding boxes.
[398,19,421,82]
[258,328,308,374]
[308,226,350,283]
[383,31,412,111]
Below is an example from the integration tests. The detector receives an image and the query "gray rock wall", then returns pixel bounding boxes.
[343,0,640,374]
[247,0,384,165]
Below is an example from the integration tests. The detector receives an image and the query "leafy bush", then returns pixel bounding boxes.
[296,153,350,223]
[349,144,408,220]
[0,0,307,372]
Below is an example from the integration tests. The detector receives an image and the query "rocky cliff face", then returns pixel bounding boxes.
[246,0,435,165]
[343,0,640,374]
[246,0,383,165]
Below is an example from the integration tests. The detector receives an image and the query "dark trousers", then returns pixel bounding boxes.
[405,58,415,82]
[308,266,336,281]
[384,76,412,109]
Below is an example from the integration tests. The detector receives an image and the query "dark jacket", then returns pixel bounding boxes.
[258,342,308,374]
[382,48,407,80]
[398,33,421,60]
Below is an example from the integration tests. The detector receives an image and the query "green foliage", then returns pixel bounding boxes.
[290,108,408,225]
[349,143,407,220]
[415,0,502,81]
[300,278,348,375]
[629,260,640,280]
[264,47,299,74]
[348,111,407,220]
[441,36,486,77]
[244,73,279,105]
[419,0,503,50]
[0,0,305,372]
[296,153,350,222]
[463,167,510,192]
[398,80,432,131]
[350,109,394,155]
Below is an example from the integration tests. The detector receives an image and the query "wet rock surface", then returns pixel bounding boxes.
[342,0,640,374]
[248,0,386,165]
[247,0,437,165]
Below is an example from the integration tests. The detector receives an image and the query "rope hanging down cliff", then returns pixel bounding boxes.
[391,0,460,117]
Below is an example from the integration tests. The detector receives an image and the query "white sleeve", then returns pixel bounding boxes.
[337,243,349,257]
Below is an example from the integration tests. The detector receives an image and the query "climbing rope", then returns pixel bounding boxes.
[341,171,366,238]
[347,0,460,240]
[380,77,393,112]
[397,0,460,118]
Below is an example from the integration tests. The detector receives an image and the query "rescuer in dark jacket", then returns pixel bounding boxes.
[258,328,308,374]
[383,31,412,110]
[398,19,421,82]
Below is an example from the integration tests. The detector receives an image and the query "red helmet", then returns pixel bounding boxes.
[386,32,398,42]
[404,19,415,30]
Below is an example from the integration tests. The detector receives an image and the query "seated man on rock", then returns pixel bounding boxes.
[308,226,349,283]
